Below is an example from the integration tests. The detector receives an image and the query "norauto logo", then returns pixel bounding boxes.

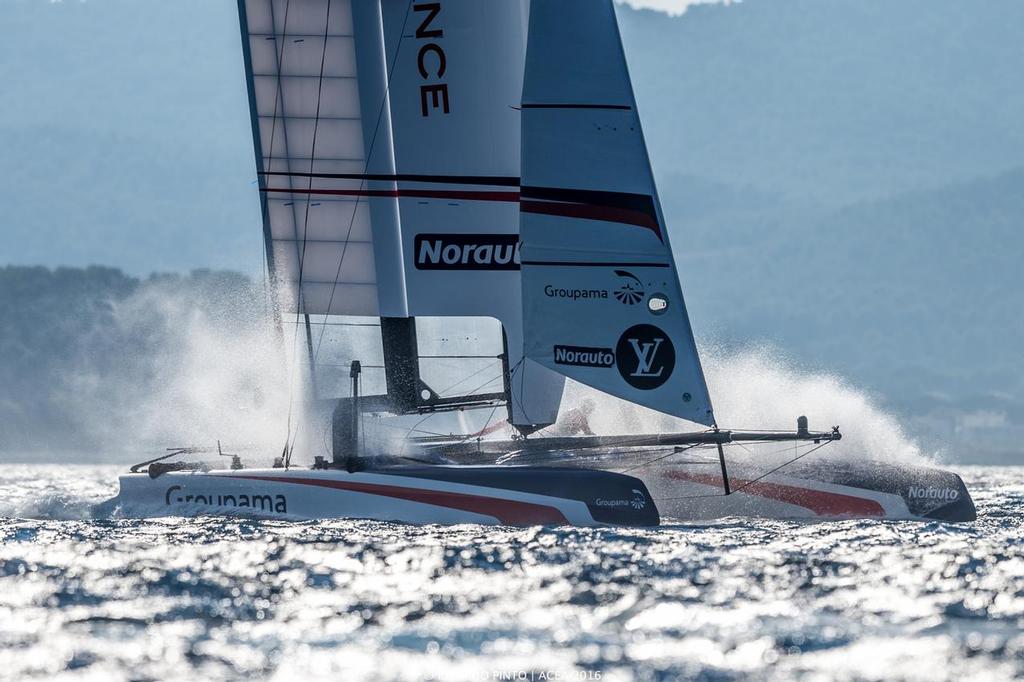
[553,344,615,368]
[907,486,960,502]
[414,233,520,270]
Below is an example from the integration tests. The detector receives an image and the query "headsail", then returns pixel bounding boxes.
[519,0,714,426]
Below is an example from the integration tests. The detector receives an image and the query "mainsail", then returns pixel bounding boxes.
[238,0,564,428]
[519,0,715,426]
[239,0,406,317]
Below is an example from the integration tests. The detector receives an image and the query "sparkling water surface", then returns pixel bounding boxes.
[0,464,1021,681]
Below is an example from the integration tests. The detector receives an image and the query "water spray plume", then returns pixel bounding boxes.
[561,344,930,465]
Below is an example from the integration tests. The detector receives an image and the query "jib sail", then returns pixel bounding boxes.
[519,0,715,426]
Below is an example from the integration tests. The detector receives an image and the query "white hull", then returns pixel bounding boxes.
[598,455,974,522]
[445,447,976,522]
[98,465,660,526]
[100,452,975,526]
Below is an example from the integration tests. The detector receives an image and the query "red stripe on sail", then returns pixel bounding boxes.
[520,200,662,241]
[227,475,571,525]
[665,471,886,517]
[263,186,663,240]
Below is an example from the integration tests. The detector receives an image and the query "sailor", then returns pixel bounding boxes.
[560,399,596,436]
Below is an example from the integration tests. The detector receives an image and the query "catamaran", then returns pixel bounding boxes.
[101,0,975,524]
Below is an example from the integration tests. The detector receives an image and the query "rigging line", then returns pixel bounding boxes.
[459,368,509,399]
[295,0,334,424]
[285,0,333,462]
[652,439,836,502]
[616,443,703,474]
[371,421,464,438]
[495,355,529,428]
[730,439,822,460]
[399,411,442,457]
[436,357,504,396]
[261,0,308,466]
[506,354,534,426]
[312,0,416,365]
[454,404,501,444]
[729,440,835,495]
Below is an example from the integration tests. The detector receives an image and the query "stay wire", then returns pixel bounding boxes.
[260,0,306,466]
[285,0,334,464]
[652,439,835,502]
[617,443,703,474]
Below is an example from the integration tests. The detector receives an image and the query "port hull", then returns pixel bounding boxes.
[98,465,660,526]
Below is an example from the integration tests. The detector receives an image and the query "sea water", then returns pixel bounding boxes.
[0,464,1021,681]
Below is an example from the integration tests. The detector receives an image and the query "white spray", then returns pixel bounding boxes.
[559,343,930,465]
[59,277,314,463]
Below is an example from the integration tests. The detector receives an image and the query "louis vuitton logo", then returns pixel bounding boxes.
[627,337,665,378]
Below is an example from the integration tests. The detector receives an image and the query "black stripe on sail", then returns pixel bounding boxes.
[258,171,521,187]
[521,103,632,110]
[522,261,671,268]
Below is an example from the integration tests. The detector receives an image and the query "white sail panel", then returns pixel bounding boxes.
[520,0,714,426]
[377,0,564,428]
[240,0,407,317]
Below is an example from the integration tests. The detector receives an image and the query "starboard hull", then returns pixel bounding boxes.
[443,448,977,522]
[639,458,976,522]
[97,465,660,526]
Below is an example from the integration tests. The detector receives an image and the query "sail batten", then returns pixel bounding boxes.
[240,0,390,318]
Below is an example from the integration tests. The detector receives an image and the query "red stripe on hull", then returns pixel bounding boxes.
[227,475,571,525]
[664,471,886,517]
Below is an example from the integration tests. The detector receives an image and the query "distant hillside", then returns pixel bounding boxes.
[677,168,1024,384]
[0,266,270,452]
[665,168,1024,460]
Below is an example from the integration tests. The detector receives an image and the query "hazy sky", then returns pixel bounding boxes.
[0,0,740,277]
[3,0,1022,276]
